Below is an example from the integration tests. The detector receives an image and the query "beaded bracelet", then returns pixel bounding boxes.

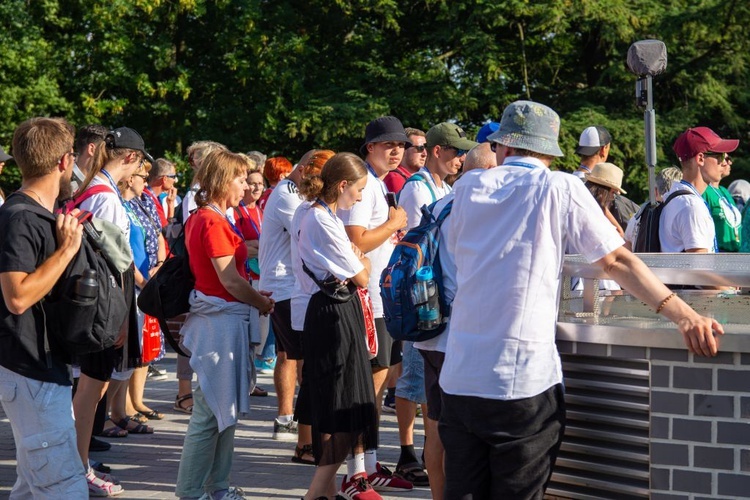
[656,292,676,314]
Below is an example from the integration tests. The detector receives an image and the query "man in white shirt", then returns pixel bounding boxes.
[392,122,476,486]
[340,116,411,491]
[660,126,739,253]
[439,100,723,499]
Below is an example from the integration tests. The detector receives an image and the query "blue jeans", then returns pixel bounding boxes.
[175,386,237,498]
[0,364,88,499]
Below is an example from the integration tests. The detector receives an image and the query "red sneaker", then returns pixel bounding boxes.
[339,472,382,500]
[367,463,413,492]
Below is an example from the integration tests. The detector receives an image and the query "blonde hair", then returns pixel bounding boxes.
[195,150,248,207]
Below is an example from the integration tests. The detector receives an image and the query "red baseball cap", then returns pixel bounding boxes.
[673,127,738,162]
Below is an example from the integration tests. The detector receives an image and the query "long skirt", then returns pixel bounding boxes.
[299,291,378,466]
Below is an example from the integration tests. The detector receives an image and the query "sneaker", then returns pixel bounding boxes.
[255,357,276,375]
[272,418,298,441]
[89,436,111,452]
[206,486,245,499]
[86,468,124,497]
[339,473,382,500]
[147,364,168,381]
[381,392,396,414]
[368,463,413,492]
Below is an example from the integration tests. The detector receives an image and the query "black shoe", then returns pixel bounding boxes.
[89,436,112,452]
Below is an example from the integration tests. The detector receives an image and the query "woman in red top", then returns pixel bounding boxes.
[175,150,274,500]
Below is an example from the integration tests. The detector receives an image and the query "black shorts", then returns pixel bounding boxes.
[270,300,303,360]
[370,317,400,369]
[419,349,445,421]
[78,346,119,382]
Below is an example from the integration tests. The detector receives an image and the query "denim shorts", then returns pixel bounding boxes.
[395,340,426,404]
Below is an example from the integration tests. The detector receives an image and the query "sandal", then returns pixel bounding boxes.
[394,462,430,487]
[291,444,315,465]
[251,386,268,397]
[86,468,124,497]
[96,422,128,438]
[129,413,148,424]
[134,409,165,420]
[115,416,154,434]
[174,394,193,414]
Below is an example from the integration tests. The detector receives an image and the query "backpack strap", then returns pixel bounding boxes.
[402,172,438,204]
[74,184,116,207]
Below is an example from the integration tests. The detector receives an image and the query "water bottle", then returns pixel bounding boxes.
[412,266,441,330]
[74,269,98,301]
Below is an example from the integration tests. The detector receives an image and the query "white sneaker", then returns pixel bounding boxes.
[272,418,298,441]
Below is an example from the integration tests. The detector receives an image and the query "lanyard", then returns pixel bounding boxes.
[578,165,591,174]
[365,162,389,198]
[681,181,719,252]
[238,201,261,236]
[316,198,336,219]
[207,204,244,239]
[100,169,127,205]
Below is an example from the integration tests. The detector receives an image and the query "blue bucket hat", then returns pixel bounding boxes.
[487,101,564,157]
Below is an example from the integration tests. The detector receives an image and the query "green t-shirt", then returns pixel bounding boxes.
[703,185,741,252]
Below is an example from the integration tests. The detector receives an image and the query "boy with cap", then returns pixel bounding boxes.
[339,116,412,494]
[392,122,477,486]
[661,126,739,253]
[439,101,723,499]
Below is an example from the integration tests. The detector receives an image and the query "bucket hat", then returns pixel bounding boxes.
[486,101,564,157]
[360,116,411,155]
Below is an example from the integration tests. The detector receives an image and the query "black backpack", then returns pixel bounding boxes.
[6,198,128,356]
[632,191,689,252]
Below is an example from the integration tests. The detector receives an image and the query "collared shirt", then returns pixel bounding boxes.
[659,183,716,253]
[439,158,623,400]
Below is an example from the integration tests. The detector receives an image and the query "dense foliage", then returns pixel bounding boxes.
[1,0,748,201]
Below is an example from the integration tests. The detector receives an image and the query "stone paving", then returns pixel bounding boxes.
[0,353,432,500]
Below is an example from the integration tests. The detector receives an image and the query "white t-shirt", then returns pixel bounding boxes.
[182,184,199,222]
[290,202,312,331]
[398,167,452,230]
[79,176,130,237]
[338,169,394,318]
[439,159,624,401]
[659,183,716,253]
[259,179,303,301]
[295,204,364,330]
[413,193,455,353]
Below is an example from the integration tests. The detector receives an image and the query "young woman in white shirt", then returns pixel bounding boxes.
[295,152,380,500]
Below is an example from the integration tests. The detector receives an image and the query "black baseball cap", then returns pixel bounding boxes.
[106,127,154,163]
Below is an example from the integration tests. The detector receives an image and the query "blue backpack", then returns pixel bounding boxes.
[380,200,453,342]
[397,172,437,203]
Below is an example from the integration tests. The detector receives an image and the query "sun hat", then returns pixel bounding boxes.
[585,162,627,194]
[425,123,478,151]
[486,101,564,157]
[575,126,612,156]
[672,126,738,162]
[359,116,411,155]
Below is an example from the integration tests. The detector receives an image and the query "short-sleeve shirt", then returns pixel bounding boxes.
[383,165,413,193]
[659,183,716,253]
[186,207,248,303]
[338,168,394,317]
[702,185,741,252]
[295,204,364,327]
[398,167,452,230]
[259,179,303,301]
[0,194,71,385]
[78,176,130,238]
[440,160,624,401]
[234,202,263,280]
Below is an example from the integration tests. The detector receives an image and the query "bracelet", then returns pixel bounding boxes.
[156,260,164,265]
[656,292,676,314]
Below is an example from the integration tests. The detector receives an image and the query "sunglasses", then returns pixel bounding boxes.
[407,145,427,153]
[444,145,468,157]
[164,174,178,179]
[704,152,728,163]
[133,173,149,181]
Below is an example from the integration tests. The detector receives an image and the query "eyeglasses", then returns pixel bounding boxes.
[407,145,427,153]
[704,152,728,163]
[62,151,79,164]
[164,174,178,179]
[444,145,468,157]
[133,174,149,181]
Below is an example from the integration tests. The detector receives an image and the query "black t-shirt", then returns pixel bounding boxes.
[0,193,72,385]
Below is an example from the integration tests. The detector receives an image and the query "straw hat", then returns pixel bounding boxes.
[585,162,626,194]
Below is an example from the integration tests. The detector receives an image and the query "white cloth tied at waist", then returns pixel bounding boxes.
[182,290,255,432]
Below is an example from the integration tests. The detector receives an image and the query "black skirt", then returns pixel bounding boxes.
[299,291,378,466]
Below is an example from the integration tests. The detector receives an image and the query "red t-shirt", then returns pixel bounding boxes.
[383,165,414,193]
[257,187,273,212]
[185,207,248,302]
[234,202,263,280]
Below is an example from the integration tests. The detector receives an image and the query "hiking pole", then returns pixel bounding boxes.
[627,40,668,206]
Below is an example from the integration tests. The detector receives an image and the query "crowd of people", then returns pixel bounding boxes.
[0,101,731,500]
